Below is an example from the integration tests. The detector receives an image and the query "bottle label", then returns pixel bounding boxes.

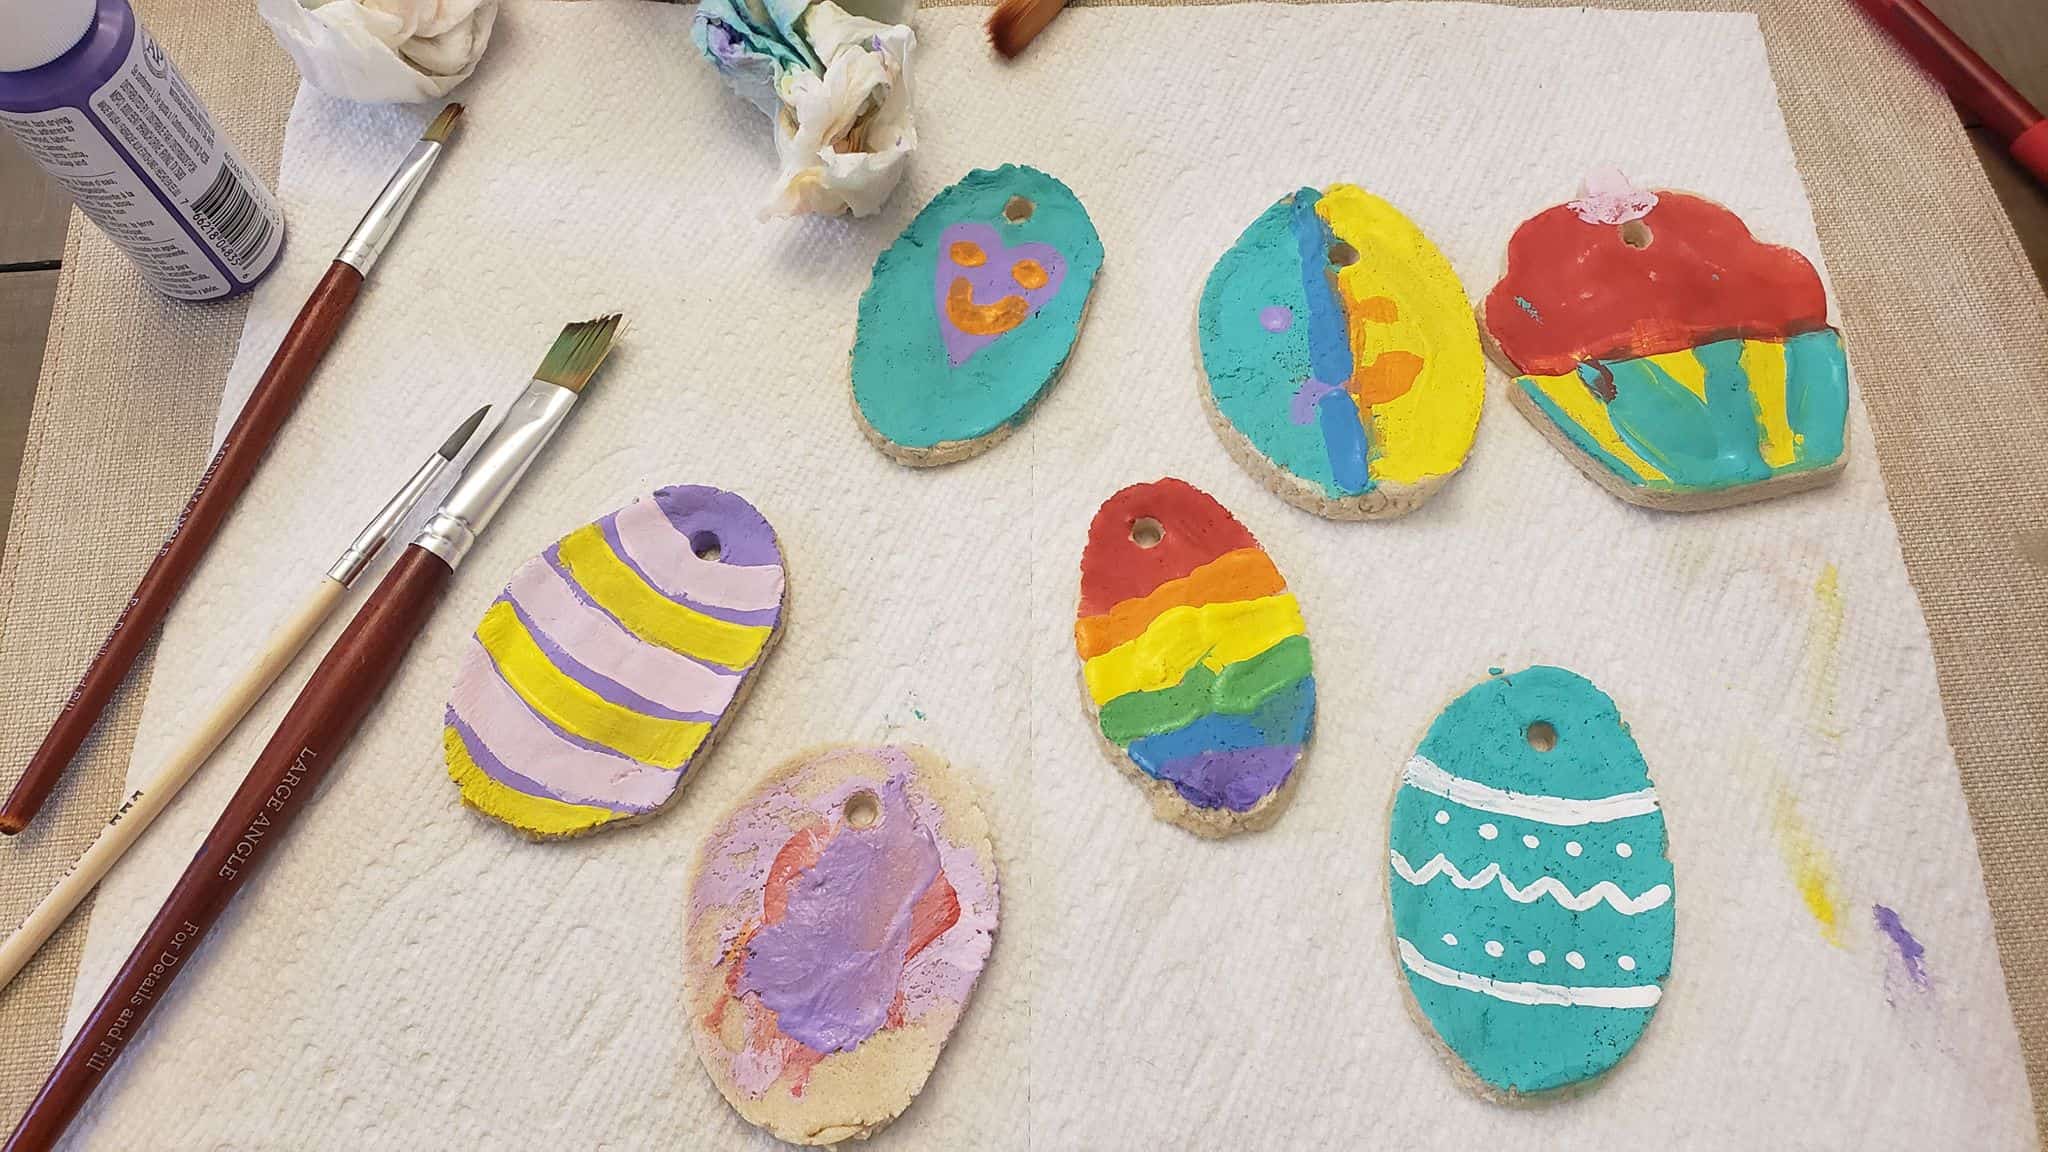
[0,24,282,299]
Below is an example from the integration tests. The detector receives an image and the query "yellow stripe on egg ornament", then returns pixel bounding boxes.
[1315,185,1487,488]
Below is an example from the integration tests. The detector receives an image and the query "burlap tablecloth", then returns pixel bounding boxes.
[3,0,2044,1140]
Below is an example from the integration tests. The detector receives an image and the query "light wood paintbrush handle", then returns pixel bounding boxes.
[0,577,348,993]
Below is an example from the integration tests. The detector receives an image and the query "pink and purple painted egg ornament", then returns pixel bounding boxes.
[687,744,1000,1144]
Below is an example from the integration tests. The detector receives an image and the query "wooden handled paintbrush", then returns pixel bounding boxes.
[1,104,465,835]
[0,404,489,995]
[987,0,1068,59]
[4,317,620,1152]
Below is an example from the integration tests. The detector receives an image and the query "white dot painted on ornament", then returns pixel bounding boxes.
[1616,842,1634,858]
[1479,823,1499,840]
[1485,940,1504,958]
[1565,951,1586,970]
[1566,841,1583,857]
[1528,950,1547,965]
[1618,955,1638,972]
[1522,834,1540,849]
[1442,933,1458,947]
[1434,810,1449,825]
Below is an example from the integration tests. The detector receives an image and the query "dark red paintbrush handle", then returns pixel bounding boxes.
[5,545,451,1152]
[1,262,365,835]
[1855,0,2042,142]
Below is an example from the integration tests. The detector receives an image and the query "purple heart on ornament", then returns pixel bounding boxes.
[933,221,1069,367]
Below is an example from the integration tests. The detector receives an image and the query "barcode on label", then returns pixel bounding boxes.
[191,163,273,269]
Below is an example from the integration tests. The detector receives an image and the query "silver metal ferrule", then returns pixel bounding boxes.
[325,452,451,586]
[335,138,445,275]
[413,380,578,568]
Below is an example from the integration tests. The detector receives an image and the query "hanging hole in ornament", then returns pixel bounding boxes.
[1130,517,1164,548]
[1004,196,1035,223]
[1620,220,1653,249]
[690,531,722,562]
[1525,721,1558,752]
[844,790,881,828]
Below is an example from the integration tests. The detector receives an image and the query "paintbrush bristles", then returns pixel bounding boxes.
[421,103,464,143]
[987,0,1067,59]
[534,314,623,394]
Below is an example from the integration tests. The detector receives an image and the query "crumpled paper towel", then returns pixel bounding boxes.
[694,0,916,216]
[60,3,2037,1147]
[258,0,500,103]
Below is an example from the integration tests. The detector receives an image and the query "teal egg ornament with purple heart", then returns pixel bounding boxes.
[851,165,1103,465]
[1387,666,1675,1097]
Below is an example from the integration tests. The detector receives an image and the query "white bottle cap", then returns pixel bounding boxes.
[0,0,97,73]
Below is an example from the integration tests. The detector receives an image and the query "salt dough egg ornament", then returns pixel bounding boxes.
[1196,184,1484,519]
[1481,169,1850,511]
[442,485,787,839]
[851,164,1105,466]
[1075,478,1316,837]
[1387,666,1674,1099]
[687,744,1000,1145]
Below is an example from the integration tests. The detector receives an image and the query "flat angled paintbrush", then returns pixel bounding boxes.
[987,0,1068,59]
[0,404,489,996]
[5,316,621,1152]
[1,103,466,835]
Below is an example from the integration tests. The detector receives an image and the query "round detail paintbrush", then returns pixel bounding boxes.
[987,0,1068,59]
[0,405,488,996]
[0,103,466,835]
[6,317,620,1152]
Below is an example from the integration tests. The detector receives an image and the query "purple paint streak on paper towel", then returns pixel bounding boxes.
[1873,903,1930,990]
[739,774,942,1052]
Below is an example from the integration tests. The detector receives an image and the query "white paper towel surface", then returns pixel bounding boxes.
[61,2,2036,1147]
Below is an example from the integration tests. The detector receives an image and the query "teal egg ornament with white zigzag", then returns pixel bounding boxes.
[1387,666,1675,1097]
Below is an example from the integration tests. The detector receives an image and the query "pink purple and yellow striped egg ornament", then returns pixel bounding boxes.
[442,486,787,838]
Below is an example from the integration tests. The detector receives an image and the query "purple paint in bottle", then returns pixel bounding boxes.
[0,0,283,300]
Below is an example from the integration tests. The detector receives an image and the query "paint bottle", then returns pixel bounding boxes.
[0,0,283,300]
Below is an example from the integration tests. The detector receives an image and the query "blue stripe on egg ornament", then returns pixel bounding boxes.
[1387,665,1675,1097]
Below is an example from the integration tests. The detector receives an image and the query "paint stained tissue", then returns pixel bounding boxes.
[693,0,917,216]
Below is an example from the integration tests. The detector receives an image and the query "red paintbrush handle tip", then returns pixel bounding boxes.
[1856,0,2040,142]
[2014,121,2048,185]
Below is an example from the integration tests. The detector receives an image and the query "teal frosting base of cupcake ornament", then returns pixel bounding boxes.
[851,165,1104,451]
[1515,328,1849,494]
[1388,665,1675,1096]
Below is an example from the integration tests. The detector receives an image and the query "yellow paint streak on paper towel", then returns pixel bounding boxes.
[1772,783,1846,947]
[1807,563,1844,740]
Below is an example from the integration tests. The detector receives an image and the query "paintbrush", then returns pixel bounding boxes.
[1852,0,2048,187]
[0,103,466,835]
[0,404,489,996]
[4,316,620,1152]
[987,0,1068,59]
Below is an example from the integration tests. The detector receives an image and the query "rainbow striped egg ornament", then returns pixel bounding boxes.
[1074,477,1314,836]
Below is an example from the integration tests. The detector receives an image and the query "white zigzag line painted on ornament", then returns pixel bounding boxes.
[1402,754,1659,825]
[1397,938,1662,1009]
[1389,850,1673,915]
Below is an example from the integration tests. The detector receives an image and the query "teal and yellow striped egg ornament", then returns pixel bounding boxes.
[1387,666,1674,1097]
